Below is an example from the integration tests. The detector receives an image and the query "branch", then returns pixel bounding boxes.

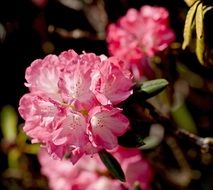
[141,101,213,153]
[175,129,213,153]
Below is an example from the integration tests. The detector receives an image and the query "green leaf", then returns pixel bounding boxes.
[141,124,164,150]
[172,103,197,133]
[196,35,205,64]
[195,2,205,64]
[24,144,40,154]
[8,148,20,168]
[0,105,18,142]
[182,0,200,49]
[139,79,169,99]
[16,127,28,147]
[98,149,126,182]
[118,131,145,148]
[195,2,203,39]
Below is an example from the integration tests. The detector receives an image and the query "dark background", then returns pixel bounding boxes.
[0,1,213,190]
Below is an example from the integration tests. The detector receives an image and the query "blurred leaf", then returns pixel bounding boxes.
[172,103,197,133]
[0,22,6,43]
[182,0,200,49]
[133,182,142,190]
[1,105,18,142]
[16,126,28,147]
[98,149,126,182]
[24,144,40,154]
[142,136,162,150]
[139,79,169,99]
[142,124,164,150]
[177,64,204,89]
[83,0,108,38]
[118,130,145,148]
[58,0,84,10]
[8,148,20,168]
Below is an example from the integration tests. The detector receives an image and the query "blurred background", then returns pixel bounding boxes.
[0,0,213,189]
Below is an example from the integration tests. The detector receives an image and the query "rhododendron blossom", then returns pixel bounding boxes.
[112,146,153,190]
[38,147,153,190]
[19,49,133,164]
[107,5,175,80]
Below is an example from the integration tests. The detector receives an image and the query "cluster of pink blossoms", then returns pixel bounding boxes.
[19,50,133,164]
[38,146,153,190]
[107,5,175,79]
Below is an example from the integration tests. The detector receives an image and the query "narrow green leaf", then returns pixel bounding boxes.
[139,79,169,98]
[0,105,18,142]
[196,34,205,64]
[182,0,200,49]
[195,2,203,39]
[118,131,145,148]
[98,149,126,182]
[172,103,197,133]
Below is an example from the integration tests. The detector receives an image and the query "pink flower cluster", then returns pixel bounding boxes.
[107,5,175,79]
[19,50,133,164]
[38,147,153,190]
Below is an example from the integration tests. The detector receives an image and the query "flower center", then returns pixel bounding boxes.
[91,116,104,128]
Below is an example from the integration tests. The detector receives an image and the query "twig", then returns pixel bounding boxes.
[175,129,213,153]
[138,101,213,153]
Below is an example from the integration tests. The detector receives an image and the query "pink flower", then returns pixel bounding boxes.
[86,177,123,190]
[88,105,129,150]
[38,149,122,190]
[90,56,133,105]
[25,55,61,95]
[38,149,97,190]
[107,5,175,80]
[19,49,133,164]
[19,93,58,142]
[38,146,153,190]
[111,146,154,190]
